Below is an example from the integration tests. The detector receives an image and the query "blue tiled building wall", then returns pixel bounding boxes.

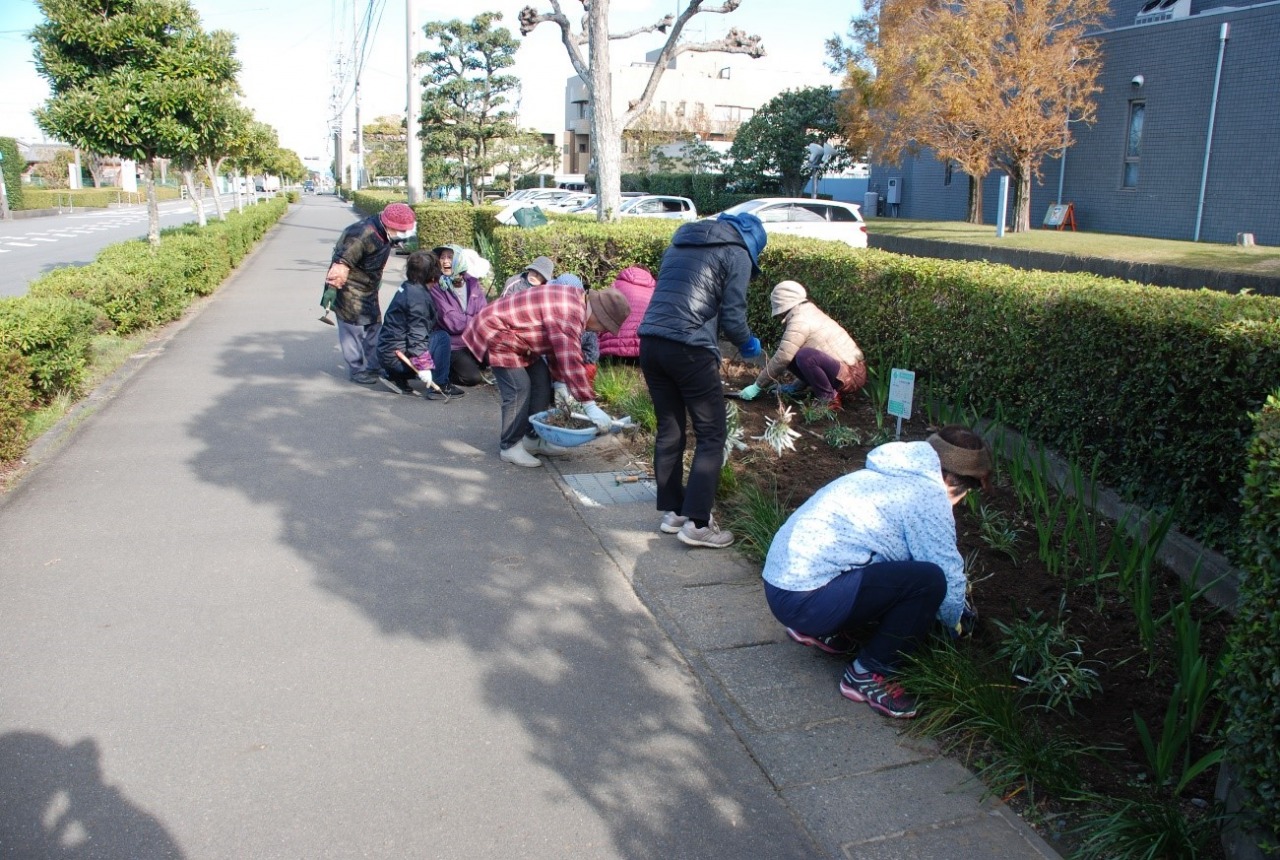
[867,1,1280,245]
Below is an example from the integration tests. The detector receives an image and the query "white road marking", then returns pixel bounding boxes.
[4,242,37,247]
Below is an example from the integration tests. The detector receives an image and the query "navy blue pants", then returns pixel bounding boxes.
[765,561,946,675]
[379,329,452,386]
[639,336,726,524]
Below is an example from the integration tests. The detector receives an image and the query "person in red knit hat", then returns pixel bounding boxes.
[321,203,417,384]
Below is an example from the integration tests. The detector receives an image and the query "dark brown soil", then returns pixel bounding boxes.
[633,359,1230,845]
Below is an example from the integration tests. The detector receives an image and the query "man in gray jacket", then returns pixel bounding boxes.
[638,212,765,549]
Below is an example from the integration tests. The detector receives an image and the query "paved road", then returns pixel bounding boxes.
[0,193,250,297]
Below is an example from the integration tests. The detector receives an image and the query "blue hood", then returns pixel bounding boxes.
[716,212,767,275]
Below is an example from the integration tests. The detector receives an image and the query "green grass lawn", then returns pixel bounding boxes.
[865,218,1280,276]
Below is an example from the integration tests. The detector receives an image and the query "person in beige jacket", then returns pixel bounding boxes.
[738,280,867,408]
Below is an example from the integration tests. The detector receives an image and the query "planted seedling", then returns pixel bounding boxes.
[976,503,1022,563]
[823,424,862,449]
[798,399,837,424]
[993,606,1103,716]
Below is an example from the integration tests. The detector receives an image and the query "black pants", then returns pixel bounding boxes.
[450,347,486,386]
[639,336,725,524]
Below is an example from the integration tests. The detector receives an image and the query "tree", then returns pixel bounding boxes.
[725,87,848,197]
[363,115,408,184]
[830,0,1104,230]
[488,129,558,193]
[31,0,241,246]
[519,0,763,221]
[417,13,520,205]
[32,150,76,189]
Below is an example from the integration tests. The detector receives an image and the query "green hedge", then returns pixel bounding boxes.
[0,349,32,461]
[0,138,22,212]
[22,186,184,209]
[0,296,104,400]
[1223,392,1280,843]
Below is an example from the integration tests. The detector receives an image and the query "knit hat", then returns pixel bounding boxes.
[927,432,993,489]
[525,256,555,283]
[550,273,584,289]
[586,288,631,335]
[770,280,807,317]
[717,211,767,275]
[380,203,416,232]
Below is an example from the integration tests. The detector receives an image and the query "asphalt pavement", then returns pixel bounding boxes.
[0,194,1063,859]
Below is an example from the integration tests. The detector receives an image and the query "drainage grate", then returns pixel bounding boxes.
[562,472,656,507]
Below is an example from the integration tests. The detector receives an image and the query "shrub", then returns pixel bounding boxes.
[0,296,103,400]
[22,188,120,209]
[1222,391,1280,844]
[0,349,33,460]
[0,137,23,212]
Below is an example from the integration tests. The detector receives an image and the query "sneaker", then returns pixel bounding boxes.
[677,517,735,549]
[524,435,569,457]
[659,511,688,534]
[839,666,918,719]
[499,444,543,468]
[439,382,466,398]
[379,376,416,396]
[479,370,496,386]
[786,627,857,656]
[350,371,379,385]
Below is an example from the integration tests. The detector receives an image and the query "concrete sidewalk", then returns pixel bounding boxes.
[0,196,1061,859]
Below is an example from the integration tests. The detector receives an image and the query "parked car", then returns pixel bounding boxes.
[719,197,868,248]
[542,192,595,212]
[572,194,697,221]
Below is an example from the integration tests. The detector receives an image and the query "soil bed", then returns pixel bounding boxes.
[628,358,1230,853]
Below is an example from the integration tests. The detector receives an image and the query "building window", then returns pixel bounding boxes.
[578,142,588,153]
[1123,100,1145,188]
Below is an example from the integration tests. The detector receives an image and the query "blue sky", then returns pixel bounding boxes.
[0,0,858,163]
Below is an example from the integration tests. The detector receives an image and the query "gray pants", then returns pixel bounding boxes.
[336,320,381,377]
[493,361,552,450]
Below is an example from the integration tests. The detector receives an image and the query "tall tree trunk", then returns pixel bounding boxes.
[1013,159,1032,232]
[182,168,207,228]
[967,174,984,224]
[233,169,245,213]
[587,4,621,222]
[206,157,227,221]
[145,160,160,247]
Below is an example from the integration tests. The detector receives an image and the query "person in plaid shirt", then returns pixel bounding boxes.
[463,284,630,467]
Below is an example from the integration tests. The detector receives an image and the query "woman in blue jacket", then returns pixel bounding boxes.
[375,251,456,399]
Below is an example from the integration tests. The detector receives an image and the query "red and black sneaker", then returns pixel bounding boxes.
[839,666,918,719]
[786,627,857,656]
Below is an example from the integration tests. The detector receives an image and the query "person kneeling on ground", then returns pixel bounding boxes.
[500,256,555,298]
[428,244,488,387]
[761,426,992,719]
[463,284,631,467]
[738,280,866,408]
[375,250,457,399]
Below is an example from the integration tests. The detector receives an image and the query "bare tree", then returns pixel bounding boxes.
[519,0,763,221]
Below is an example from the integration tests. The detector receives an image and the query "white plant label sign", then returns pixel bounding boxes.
[887,368,915,420]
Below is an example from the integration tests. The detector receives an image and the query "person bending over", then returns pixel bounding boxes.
[761,426,992,719]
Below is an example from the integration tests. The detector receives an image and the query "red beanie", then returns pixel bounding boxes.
[381,203,416,231]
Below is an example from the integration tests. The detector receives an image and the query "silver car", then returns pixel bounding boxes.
[720,198,868,248]
[573,194,697,221]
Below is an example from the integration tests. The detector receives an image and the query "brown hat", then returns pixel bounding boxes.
[586,287,631,335]
[927,431,993,488]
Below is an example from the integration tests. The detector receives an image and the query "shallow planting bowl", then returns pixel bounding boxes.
[529,410,599,448]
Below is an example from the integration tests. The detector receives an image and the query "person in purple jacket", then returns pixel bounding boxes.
[429,245,489,386]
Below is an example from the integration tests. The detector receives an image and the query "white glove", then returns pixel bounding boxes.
[581,400,612,432]
[417,369,433,387]
[553,381,579,409]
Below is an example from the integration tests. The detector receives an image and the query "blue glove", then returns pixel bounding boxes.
[739,383,762,401]
[581,400,612,432]
[780,382,805,395]
[738,336,762,359]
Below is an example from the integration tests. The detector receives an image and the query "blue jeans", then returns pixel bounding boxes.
[336,320,380,377]
[493,360,552,450]
[378,329,452,386]
[765,561,946,675]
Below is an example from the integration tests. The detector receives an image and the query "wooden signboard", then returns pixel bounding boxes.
[1043,202,1076,231]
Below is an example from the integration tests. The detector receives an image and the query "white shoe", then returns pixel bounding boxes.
[660,511,688,534]
[524,435,569,457]
[500,444,543,467]
[678,516,735,548]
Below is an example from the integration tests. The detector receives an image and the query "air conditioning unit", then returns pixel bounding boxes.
[1136,0,1191,26]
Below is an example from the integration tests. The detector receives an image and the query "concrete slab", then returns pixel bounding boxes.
[703,643,854,731]
[842,806,1061,860]
[644,580,781,650]
[741,720,934,789]
[562,471,657,506]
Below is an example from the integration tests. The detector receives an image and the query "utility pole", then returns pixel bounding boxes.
[405,0,423,203]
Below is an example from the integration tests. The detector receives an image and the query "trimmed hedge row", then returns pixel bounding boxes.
[0,197,289,459]
[0,138,22,212]
[476,217,1280,550]
[1223,392,1280,843]
[21,186,184,210]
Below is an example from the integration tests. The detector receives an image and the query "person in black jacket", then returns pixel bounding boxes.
[375,251,462,399]
[637,211,766,549]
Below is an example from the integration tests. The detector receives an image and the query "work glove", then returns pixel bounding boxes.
[553,381,579,409]
[738,336,762,359]
[417,369,433,387]
[739,383,762,401]
[581,400,613,432]
[953,600,978,638]
[780,381,805,395]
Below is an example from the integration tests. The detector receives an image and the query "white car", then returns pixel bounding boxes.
[573,194,697,221]
[720,197,868,248]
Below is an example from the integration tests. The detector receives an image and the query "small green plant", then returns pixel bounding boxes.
[974,503,1022,563]
[722,480,791,563]
[724,400,748,465]
[1071,792,1222,860]
[993,607,1103,716]
[823,424,862,448]
[798,399,836,424]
